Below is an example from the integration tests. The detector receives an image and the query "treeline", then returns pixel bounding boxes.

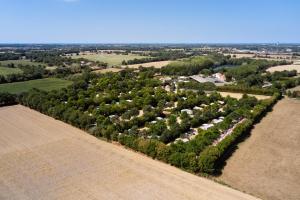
[160,54,254,76]
[161,56,215,76]
[279,77,300,90]
[198,93,280,173]
[0,65,45,83]
[122,51,193,65]
[217,85,277,96]
[0,92,17,107]
[18,88,96,130]
[224,59,291,86]
[178,81,216,91]
[265,70,297,81]
[0,64,90,84]
[217,70,299,94]
[0,53,23,61]
[25,51,72,66]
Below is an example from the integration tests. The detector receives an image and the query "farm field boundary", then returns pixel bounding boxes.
[0,105,259,200]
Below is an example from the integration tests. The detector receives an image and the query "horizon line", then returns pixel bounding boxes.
[1,42,300,45]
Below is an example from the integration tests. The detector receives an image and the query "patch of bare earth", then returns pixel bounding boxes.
[0,105,258,200]
[218,98,300,200]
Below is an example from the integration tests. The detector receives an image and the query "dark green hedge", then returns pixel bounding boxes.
[217,85,276,96]
[0,92,17,107]
[198,93,280,174]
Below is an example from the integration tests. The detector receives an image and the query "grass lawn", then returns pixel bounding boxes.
[0,59,47,67]
[0,78,72,94]
[0,67,23,76]
[71,53,147,66]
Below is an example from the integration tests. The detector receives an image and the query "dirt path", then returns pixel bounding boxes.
[218,98,300,200]
[0,105,258,200]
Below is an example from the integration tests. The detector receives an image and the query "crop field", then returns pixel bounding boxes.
[0,59,46,67]
[218,98,300,200]
[0,105,258,200]
[0,78,72,94]
[71,53,147,66]
[218,92,271,100]
[123,60,172,69]
[0,66,22,76]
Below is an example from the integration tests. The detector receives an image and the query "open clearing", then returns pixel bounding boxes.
[71,53,147,66]
[122,60,171,69]
[266,63,300,73]
[218,98,300,200]
[0,78,72,94]
[0,66,22,76]
[0,105,258,200]
[218,92,270,100]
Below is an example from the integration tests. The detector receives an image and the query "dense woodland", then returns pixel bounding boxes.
[17,69,281,174]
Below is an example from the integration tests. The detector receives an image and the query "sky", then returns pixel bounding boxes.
[0,0,299,43]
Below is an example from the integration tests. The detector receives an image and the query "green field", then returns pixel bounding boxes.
[71,53,147,66]
[0,67,23,76]
[0,78,72,94]
[0,59,46,67]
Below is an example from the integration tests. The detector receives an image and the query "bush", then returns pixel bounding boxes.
[0,92,17,107]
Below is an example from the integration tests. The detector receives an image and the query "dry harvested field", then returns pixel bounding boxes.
[0,105,258,200]
[93,68,123,74]
[266,62,300,73]
[218,98,300,200]
[224,53,295,61]
[122,60,171,69]
[219,92,271,100]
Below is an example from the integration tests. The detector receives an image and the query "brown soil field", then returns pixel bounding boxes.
[0,105,258,200]
[218,98,300,200]
[219,92,271,100]
[122,60,171,69]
